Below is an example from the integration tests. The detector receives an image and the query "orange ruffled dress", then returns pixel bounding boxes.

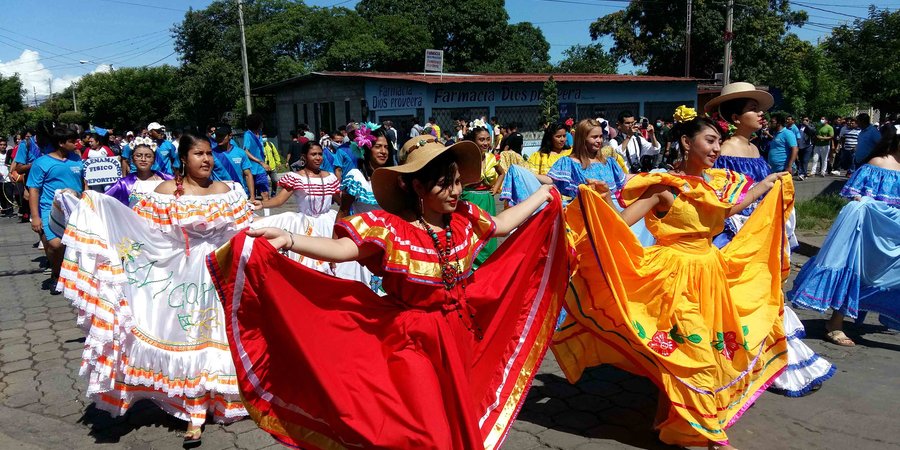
[207,194,570,449]
[551,170,792,446]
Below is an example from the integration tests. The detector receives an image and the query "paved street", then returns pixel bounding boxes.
[1,179,897,449]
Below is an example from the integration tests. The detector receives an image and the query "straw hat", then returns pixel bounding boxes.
[371,136,482,215]
[704,82,774,114]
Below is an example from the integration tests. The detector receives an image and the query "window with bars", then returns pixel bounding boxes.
[495,106,542,133]
[432,107,489,136]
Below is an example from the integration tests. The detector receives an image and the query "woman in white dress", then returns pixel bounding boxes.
[58,133,251,445]
[257,141,340,273]
[334,126,392,291]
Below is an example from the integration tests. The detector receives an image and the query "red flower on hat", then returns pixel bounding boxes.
[565,118,575,127]
[648,331,678,357]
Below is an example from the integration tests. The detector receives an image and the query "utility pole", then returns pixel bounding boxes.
[73,83,78,113]
[33,86,37,107]
[723,0,734,85]
[237,0,252,115]
[685,0,692,77]
[48,78,54,114]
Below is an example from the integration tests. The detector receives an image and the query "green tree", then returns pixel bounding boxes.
[476,22,551,73]
[0,74,26,137]
[556,44,618,73]
[589,0,806,79]
[825,8,900,112]
[538,76,559,128]
[76,66,181,131]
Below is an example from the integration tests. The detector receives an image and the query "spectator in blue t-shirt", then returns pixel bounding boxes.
[853,113,881,164]
[148,122,177,176]
[26,124,84,294]
[212,124,254,198]
[242,113,270,200]
[332,123,360,180]
[766,112,798,173]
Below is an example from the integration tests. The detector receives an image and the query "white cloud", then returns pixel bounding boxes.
[0,49,107,100]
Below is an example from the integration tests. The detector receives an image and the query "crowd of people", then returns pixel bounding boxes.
[1,81,896,450]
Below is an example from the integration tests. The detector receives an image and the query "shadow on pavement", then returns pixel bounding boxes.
[78,401,185,444]
[518,365,681,450]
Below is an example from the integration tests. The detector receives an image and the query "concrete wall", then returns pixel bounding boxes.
[273,78,366,152]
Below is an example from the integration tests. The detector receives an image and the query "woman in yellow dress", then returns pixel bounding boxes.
[551,110,793,449]
[529,123,572,176]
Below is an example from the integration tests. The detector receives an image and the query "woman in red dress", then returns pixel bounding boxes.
[207,137,570,449]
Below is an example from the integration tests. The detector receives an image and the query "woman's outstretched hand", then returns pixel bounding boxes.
[246,227,291,251]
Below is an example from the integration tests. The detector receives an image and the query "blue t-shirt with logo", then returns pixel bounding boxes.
[14,138,54,165]
[243,130,266,176]
[767,127,797,172]
[212,142,248,193]
[26,153,84,215]
[153,140,177,175]
[333,143,358,177]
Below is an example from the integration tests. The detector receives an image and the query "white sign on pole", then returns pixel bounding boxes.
[424,49,444,73]
[83,156,122,186]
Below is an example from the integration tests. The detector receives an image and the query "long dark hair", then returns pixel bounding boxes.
[357,127,395,181]
[464,126,490,143]
[670,116,721,165]
[174,133,211,197]
[865,124,900,163]
[399,151,459,215]
[539,122,568,154]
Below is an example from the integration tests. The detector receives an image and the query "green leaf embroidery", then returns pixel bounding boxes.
[671,332,685,344]
[716,331,724,340]
[633,321,647,339]
[742,325,750,336]
[687,334,703,344]
[714,341,725,351]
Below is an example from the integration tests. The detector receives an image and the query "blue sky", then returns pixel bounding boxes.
[0,0,893,98]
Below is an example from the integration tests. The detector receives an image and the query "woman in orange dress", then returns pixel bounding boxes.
[551,111,793,449]
[207,138,570,449]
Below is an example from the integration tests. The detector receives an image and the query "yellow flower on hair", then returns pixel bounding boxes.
[673,105,697,123]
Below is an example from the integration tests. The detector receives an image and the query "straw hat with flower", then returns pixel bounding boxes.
[371,136,482,215]
[704,82,774,114]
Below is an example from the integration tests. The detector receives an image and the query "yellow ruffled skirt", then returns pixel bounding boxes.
[551,181,793,446]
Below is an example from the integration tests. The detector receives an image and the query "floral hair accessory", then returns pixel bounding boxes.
[673,105,697,123]
[709,112,734,137]
[564,118,574,127]
[471,118,487,129]
[354,125,375,149]
[363,121,382,132]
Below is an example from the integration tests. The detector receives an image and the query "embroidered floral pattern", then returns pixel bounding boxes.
[116,238,144,263]
[648,331,678,356]
[712,331,742,360]
[669,324,703,344]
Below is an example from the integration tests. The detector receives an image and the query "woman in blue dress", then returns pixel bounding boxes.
[706,85,834,396]
[790,125,900,346]
[545,119,655,246]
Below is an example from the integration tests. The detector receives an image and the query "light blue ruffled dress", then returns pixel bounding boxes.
[790,164,900,330]
[713,154,834,397]
[544,156,655,246]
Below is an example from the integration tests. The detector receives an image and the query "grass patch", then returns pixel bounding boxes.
[795,194,849,231]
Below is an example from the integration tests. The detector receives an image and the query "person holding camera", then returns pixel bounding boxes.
[612,110,661,173]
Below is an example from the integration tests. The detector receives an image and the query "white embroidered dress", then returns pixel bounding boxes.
[57,185,253,426]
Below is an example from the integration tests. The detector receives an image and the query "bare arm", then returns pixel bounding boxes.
[243,169,255,199]
[492,184,553,236]
[28,187,41,234]
[618,184,674,226]
[261,187,292,208]
[337,192,355,220]
[726,172,787,217]
[784,146,798,174]
[246,227,370,263]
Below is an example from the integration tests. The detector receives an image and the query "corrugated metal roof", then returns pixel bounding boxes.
[313,71,694,84]
[254,71,696,93]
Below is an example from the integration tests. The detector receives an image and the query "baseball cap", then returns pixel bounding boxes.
[147,122,165,132]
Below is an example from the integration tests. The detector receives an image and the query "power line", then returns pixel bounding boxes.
[792,1,866,19]
[96,0,187,12]
[143,51,177,67]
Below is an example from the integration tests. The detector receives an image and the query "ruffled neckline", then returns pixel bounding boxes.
[841,164,900,207]
[135,187,252,233]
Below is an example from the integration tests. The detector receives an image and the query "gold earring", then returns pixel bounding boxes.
[419,196,424,215]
